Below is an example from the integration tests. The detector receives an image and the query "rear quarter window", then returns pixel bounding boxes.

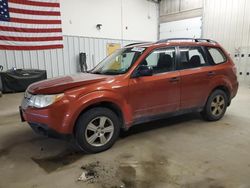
[208,47,227,64]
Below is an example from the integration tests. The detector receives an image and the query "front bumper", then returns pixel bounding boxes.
[29,122,71,140]
[20,107,71,140]
[19,94,75,135]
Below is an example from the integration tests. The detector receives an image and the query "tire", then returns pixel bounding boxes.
[75,107,121,153]
[201,89,228,121]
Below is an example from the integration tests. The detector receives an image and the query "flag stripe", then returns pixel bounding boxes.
[10,18,61,24]
[29,0,59,3]
[8,0,60,8]
[0,35,63,41]
[8,2,60,11]
[0,40,63,46]
[9,7,61,16]
[0,21,61,28]
[0,44,63,50]
[0,26,62,33]
[0,31,62,37]
[10,12,61,20]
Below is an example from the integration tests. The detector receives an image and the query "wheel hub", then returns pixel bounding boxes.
[96,127,104,135]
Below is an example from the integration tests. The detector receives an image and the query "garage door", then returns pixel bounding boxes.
[159,17,202,39]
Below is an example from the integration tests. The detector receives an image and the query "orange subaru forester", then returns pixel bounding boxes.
[20,38,238,153]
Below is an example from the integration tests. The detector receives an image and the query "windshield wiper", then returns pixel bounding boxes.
[101,71,124,75]
[89,71,102,74]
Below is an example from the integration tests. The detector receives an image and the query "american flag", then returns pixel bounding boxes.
[0,0,63,50]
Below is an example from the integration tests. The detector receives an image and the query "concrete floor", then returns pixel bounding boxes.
[0,85,250,188]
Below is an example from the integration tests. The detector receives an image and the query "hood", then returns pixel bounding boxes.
[28,73,109,94]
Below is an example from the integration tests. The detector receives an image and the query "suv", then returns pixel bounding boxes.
[20,38,238,153]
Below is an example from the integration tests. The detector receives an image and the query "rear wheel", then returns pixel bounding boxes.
[75,107,120,153]
[201,89,228,121]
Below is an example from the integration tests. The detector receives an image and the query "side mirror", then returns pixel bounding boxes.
[132,65,153,78]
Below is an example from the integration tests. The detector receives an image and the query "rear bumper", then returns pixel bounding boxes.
[29,122,72,140]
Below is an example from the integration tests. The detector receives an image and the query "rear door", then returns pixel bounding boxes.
[178,46,212,109]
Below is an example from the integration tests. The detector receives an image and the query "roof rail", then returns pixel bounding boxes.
[195,38,217,43]
[125,42,148,47]
[156,38,217,44]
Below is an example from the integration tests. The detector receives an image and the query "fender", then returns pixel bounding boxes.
[67,90,133,132]
[205,75,233,105]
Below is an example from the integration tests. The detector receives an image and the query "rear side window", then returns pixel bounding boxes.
[179,46,208,69]
[208,47,227,64]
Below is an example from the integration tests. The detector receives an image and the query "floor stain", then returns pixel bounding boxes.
[0,148,10,157]
[182,178,225,188]
[78,155,181,188]
[80,161,122,188]
[120,153,134,159]
[32,149,83,173]
[117,165,136,188]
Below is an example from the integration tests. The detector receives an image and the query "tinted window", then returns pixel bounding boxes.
[143,47,175,74]
[179,46,208,69]
[208,47,227,64]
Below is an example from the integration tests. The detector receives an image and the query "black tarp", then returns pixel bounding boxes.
[0,69,47,93]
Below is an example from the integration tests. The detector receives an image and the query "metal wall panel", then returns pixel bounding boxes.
[160,17,202,39]
[0,36,138,78]
[160,0,203,16]
[203,0,250,55]
[159,0,203,23]
[181,0,202,11]
[203,0,250,82]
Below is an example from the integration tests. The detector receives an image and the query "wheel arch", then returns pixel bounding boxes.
[208,85,231,106]
[73,100,126,136]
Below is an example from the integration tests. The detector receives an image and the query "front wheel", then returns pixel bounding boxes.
[75,107,121,153]
[201,89,228,121]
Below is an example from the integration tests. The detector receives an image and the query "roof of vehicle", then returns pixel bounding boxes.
[125,38,221,49]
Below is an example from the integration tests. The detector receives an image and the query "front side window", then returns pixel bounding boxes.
[90,47,145,75]
[179,46,208,69]
[208,47,227,64]
[143,47,176,74]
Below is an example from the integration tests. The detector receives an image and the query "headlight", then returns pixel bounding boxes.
[28,93,64,108]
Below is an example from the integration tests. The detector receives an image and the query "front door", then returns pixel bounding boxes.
[129,47,180,120]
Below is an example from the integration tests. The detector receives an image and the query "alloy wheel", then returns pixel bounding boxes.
[210,95,225,116]
[84,116,114,147]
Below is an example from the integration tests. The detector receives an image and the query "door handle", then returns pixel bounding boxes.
[207,71,216,76]
[169,77,180,83]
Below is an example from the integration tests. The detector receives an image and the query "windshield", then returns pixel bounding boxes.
[90,47,145,75]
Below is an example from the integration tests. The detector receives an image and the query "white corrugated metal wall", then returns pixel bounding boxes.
[0,36,138,78]
[159,0,203,39]
[203,0,250,55]
[203,0,250,82]
[160,0,250,56]
[159,0,250,82]
[159,17,202,39]
[159,0,203,23]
